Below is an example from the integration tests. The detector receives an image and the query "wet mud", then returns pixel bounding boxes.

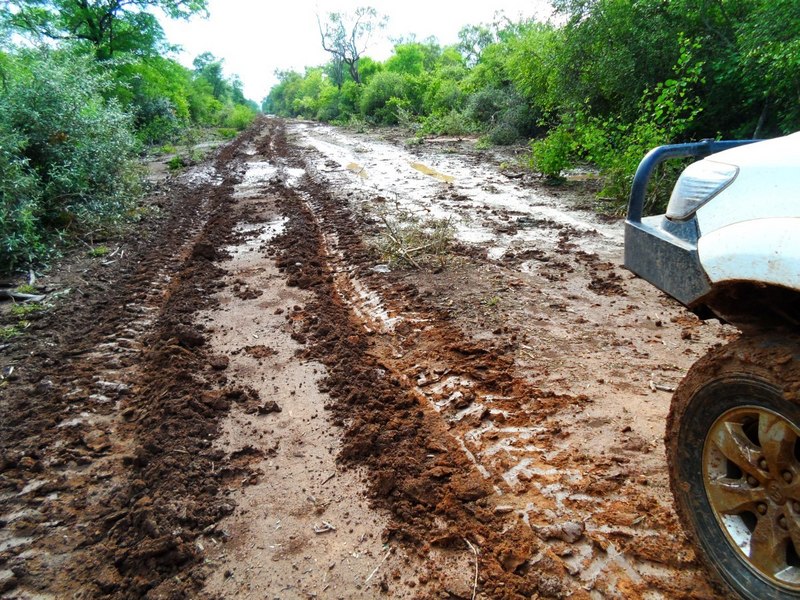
[0,116,738,598]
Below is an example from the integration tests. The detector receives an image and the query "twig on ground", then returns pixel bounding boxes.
[464,538,479,600]
[364,548,392,584]
[379,214,422,269]
[313,521,337,534]
[649,380,676,393]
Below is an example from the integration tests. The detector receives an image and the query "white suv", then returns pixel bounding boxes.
[626,134,800,600]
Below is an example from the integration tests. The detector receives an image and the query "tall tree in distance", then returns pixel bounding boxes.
[317,6,386,86]
[6,0,208,59]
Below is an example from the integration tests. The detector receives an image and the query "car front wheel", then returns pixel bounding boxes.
[667,335,800,599]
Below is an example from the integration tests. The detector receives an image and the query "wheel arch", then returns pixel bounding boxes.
[692,281,800,332]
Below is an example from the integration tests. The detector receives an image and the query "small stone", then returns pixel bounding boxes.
[494,505,515,515]
[18,456,37,470]
[209,356,230,371]
[257,401,282,415]
[534,520,585,544]
[83,430,112,453]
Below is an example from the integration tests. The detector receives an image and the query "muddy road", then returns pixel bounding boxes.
[0,117,735,599]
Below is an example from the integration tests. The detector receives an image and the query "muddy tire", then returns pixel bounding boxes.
[667,334,800,600]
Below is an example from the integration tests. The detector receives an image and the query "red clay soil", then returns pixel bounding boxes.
[0,117,729,599]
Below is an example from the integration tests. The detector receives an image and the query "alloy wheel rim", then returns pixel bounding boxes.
[703,406,800,589]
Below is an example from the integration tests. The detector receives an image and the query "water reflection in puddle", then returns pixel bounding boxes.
[410,162,454,183]
[346,162,368,179]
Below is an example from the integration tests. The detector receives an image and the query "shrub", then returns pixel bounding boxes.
[420,110,476,136]
[0,126,45,270]
[529,125,575,178]
[224,104,257,131]
[0,49,142,272]
[465,88,508,125]
[360,71,407,124]
[134,96,182,144]
[423,78,463,115]
[465,87,538,145]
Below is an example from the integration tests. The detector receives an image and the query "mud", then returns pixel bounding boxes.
[0,116,738,599]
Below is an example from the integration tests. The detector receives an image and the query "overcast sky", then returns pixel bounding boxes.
[158,0,555,104]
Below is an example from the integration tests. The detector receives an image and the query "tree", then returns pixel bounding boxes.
[317,6,386,85]
[193,51,226,99]
[6,0,208,59]
[457,24,494,67]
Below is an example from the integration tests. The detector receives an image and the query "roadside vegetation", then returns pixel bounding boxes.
[266,0,800,211]
[0,0,259,273]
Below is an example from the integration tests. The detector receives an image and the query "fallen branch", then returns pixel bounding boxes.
[648,380,676,393]
[0,289,46,302]
[379,214,422,269]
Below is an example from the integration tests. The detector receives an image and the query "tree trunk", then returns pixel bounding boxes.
[753,96,770,139]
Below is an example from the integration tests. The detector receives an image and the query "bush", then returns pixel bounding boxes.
[0,49,142,272]
[360,71,407,124]
[529,125,575,177]
[465,87,538,145]
[424,78,463,115]
[0,126,45,271]
[420,110,476,136]
[223,104,257,130]
[465,88,508,125]
[134,96,182,144]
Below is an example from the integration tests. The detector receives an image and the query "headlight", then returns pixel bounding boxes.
[666,159,739,220]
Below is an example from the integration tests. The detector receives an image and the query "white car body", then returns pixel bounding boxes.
[626,133,800,317]
[690,133,800,291]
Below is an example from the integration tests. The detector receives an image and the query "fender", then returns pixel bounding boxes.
[698,217,800,291]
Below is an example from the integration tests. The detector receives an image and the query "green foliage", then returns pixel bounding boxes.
[0,123,45,268]
[7,0,208,60]
[167,155,186,170]
[0,1,258,273]
[419,110,475,136]
[223,104,257,131]
[265,0,800,210]
[216,128,238,140]
[10,302,44,317]
[530,126,575,178]
[0,323,25,340]
[87,245,110,257]
[531,36,706,210]
[360,71,408,124]
[0,48,141,271]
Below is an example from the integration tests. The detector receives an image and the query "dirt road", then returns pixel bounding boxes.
[0,117,735,598]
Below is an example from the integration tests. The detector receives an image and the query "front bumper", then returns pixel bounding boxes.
[623,139,758,307]
[624,216,709,306]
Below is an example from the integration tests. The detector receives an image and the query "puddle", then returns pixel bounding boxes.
[295,124,624,260]
[286,167,306,185]
[346,162,368,179]
[178,165,223,187]
[410,162,454,184]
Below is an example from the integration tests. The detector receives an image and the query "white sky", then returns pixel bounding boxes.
[159,0,555,103]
